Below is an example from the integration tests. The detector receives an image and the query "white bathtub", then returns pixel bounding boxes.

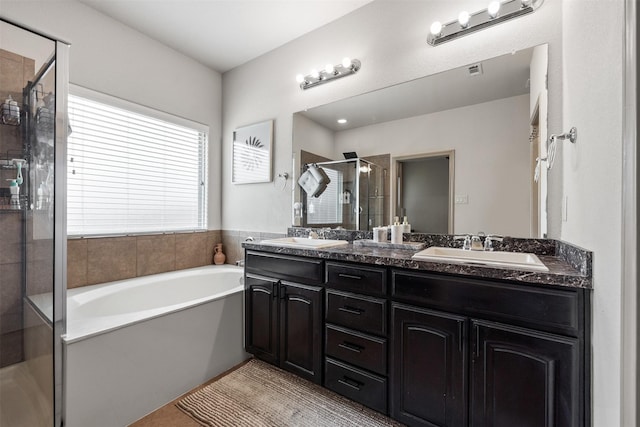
[62,265,248,427]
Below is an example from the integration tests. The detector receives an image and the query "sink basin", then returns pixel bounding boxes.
[259,237,349,249]
[412,246,548,272]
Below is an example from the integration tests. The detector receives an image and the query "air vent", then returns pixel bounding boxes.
[467,63,483,76]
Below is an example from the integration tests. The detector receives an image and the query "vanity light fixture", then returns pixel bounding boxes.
[427,0,544,46]
[296,57,361,90]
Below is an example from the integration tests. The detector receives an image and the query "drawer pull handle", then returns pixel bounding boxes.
[338,377,363,391]
[338,306,364,315]
[338,273,362,280]
[338,342,363,353]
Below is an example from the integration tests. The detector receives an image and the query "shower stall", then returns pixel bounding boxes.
[301,158,386,231]
[0,19,68,427]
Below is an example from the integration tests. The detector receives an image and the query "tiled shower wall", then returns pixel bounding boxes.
[0,48,35,367]
[66,229,286,289]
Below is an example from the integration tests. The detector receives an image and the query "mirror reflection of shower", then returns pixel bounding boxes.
[300,158,387,231]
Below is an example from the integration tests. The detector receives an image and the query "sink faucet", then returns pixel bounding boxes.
[483,235,504,251]
[455,232,493,251]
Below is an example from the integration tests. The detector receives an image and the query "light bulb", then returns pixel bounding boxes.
[342,57,352,68]
[310,69,320,79]
[337,118,347,124]
[458,11,470,28]
[325,63,335,74]
[430,21,443,36]
[296,74,305,84]
[488,1,500,18]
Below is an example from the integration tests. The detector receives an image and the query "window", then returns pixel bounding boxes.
[67,87,208,236]
[306,168,343,224]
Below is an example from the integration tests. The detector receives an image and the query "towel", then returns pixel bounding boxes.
[298,164,330,197]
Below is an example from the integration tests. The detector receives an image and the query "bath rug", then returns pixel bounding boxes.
[176,358,403,427]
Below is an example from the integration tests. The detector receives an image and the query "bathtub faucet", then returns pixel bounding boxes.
[235,259,245,267]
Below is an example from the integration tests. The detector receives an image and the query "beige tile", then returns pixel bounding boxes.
[67,239,87,289]
[0,263,22,334]
[136,234,175,277]
[175,232,211,269]
[0,330,23,368]
[25,259,53,297]
[222,231,242,266]
[87,237,136,285]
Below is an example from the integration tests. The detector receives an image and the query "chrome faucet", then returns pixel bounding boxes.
[483,235,504,251]
[454,234,472,250]
[469,235,483,251]
[455,232,499,251]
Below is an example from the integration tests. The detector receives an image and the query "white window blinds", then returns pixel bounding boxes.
[67,89,208,236]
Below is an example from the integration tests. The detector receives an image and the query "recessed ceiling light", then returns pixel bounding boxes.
[337,119,348,124]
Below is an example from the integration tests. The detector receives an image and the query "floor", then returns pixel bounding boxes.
[129,360,249,427]
[0,362,52,427]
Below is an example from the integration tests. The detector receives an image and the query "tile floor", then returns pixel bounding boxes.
[0,362,51,427]
[129,360,249,427]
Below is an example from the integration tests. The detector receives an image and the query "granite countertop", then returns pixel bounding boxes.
[242,240,592,290]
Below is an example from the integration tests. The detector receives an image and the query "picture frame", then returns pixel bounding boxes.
[232,119,273,184]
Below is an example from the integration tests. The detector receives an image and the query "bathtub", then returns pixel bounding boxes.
[62,265,248,427]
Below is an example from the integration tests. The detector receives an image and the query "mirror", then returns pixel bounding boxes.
[292,44,548,238]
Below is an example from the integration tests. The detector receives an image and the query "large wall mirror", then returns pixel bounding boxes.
[292,44,548,238]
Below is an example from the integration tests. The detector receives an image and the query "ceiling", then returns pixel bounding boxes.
[77,0,373,73]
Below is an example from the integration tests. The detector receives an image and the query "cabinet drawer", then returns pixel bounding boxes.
[392,269,581,336]
[325,358,387,414]
[326,262,387,296]
[326,290,386,336]
[246,251,324,285]
[325,325,387,375]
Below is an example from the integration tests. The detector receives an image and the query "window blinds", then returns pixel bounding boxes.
[67,92,208,236]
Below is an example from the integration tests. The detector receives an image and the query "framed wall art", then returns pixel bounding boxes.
[232,119,273,184]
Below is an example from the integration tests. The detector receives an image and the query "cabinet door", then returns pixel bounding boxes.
[391,303,467,427]
[244,274,279,364]
[279,282,323,384]
[471,320,580,427]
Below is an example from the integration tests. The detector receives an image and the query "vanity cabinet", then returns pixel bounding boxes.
[470,320,580,427]
[324,262,389,414]
[391,269,588,427]
[390,303,468,427]
[245,251,324,384]
[244,249,590,427]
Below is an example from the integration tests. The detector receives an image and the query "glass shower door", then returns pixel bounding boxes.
[0,18,68,427]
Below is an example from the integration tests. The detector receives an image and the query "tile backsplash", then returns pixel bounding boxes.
[67,230,221,288]
[66,229,286,288]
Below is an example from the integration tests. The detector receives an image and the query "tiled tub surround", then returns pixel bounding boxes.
[246,227,594,289]
[67,230,221,288]
[66,229,287,289]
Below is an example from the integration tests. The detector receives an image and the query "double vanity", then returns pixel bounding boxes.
[243,230,591,427]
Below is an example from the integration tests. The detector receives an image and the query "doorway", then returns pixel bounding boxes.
[394,151,454,233]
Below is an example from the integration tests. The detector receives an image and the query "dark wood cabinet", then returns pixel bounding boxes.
[390,303,468,427]
[245,250,590,427]
[245,251,324,384]
[245,274,279,364]
[470,320,581,427]
[279,282,323,383]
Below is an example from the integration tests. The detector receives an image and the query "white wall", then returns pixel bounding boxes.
[221,0,563,234]
[561,1,625,425]
[0,0,223,229]
[334,95,531,237]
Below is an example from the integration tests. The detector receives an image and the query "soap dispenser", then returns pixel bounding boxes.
[391,216,403,244]
[402,216,411,233]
